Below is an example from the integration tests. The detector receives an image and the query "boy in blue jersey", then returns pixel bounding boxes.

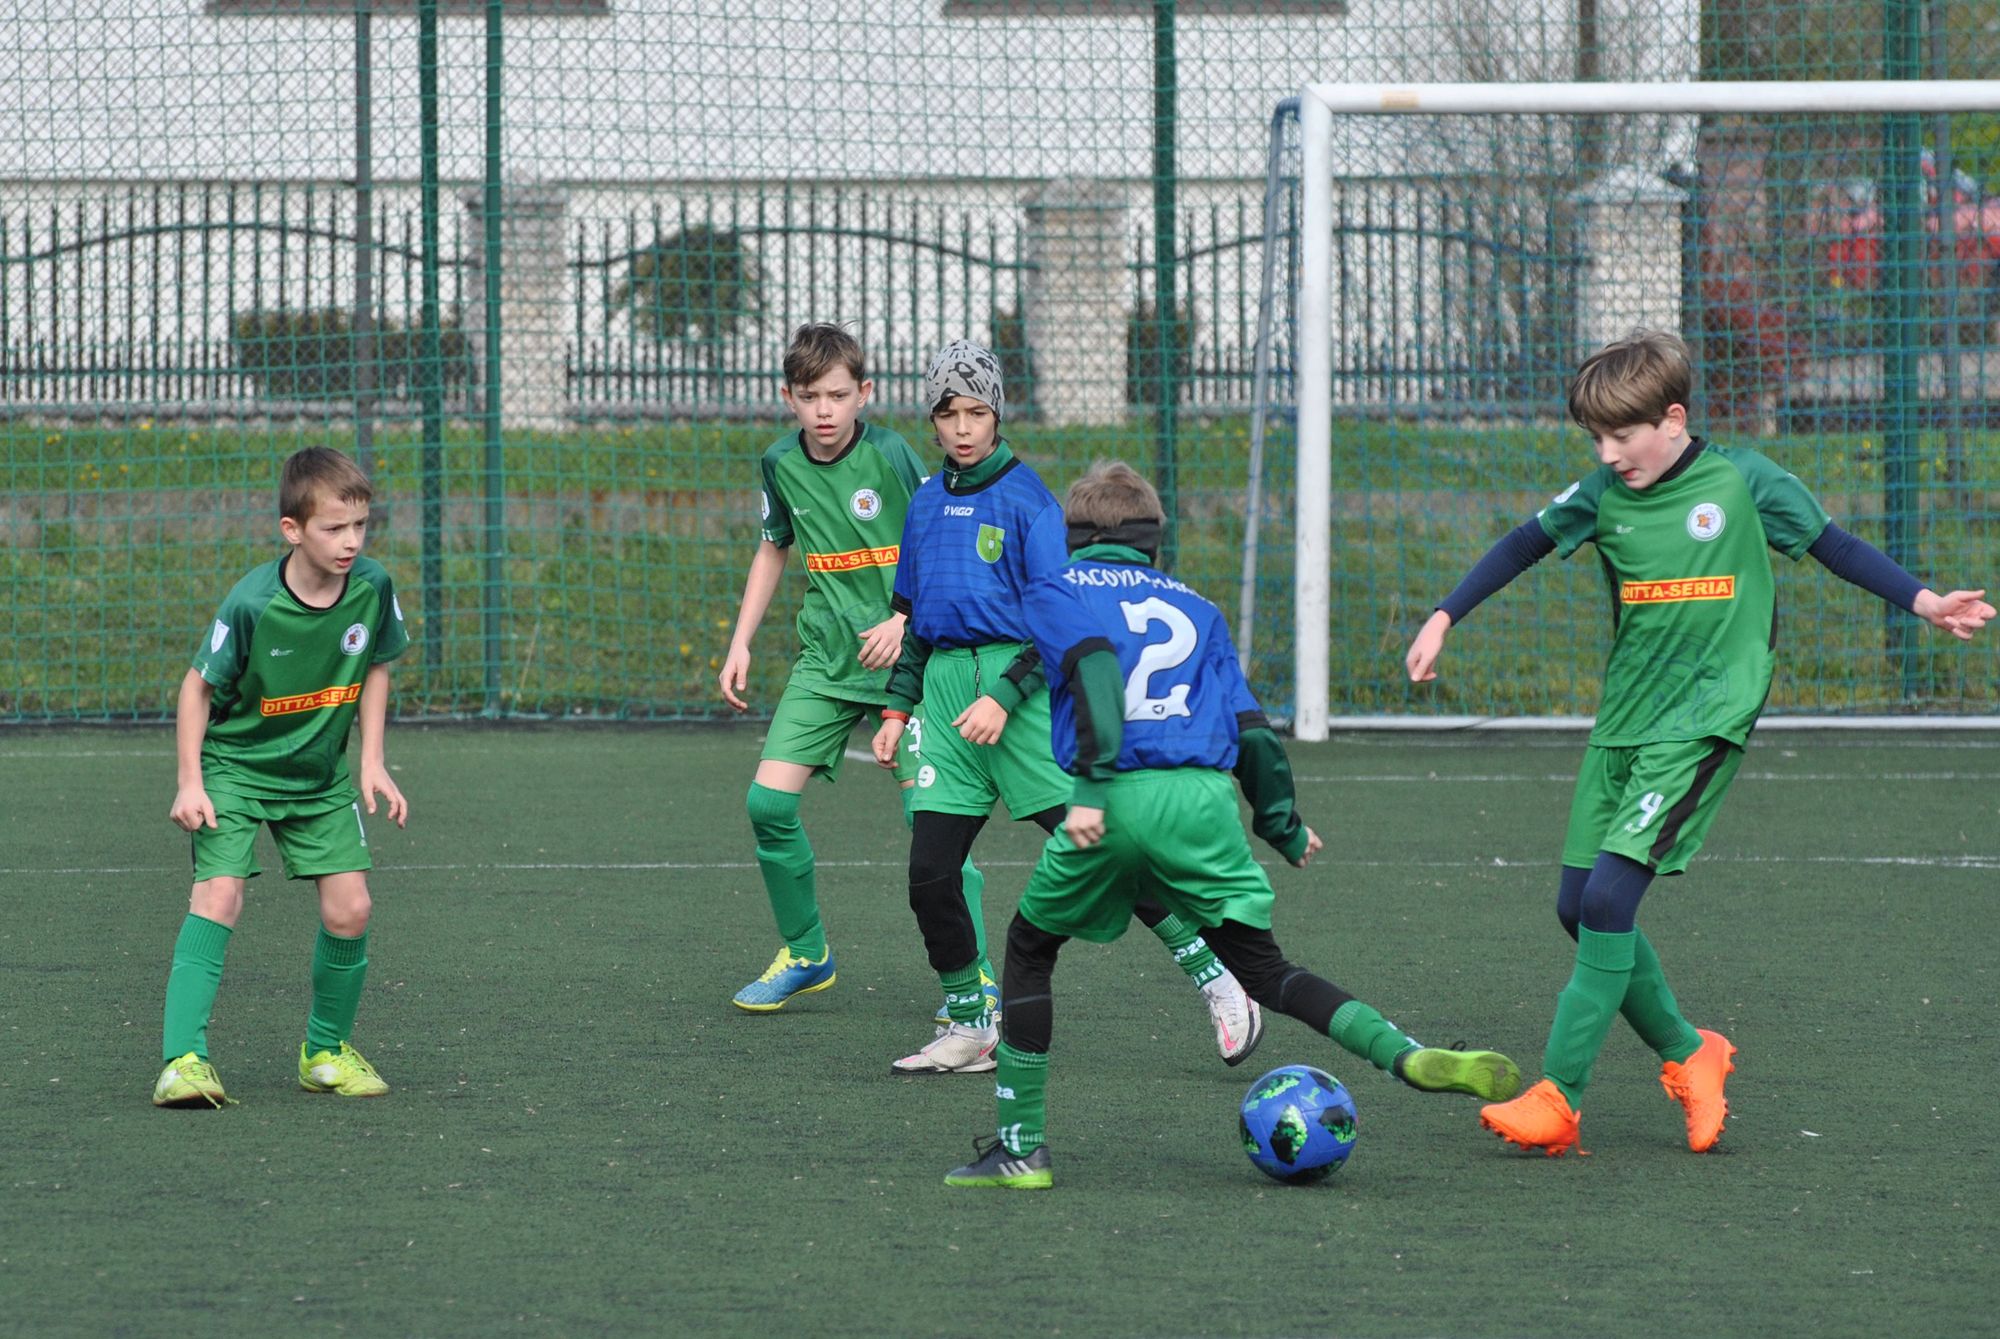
[943,462,1521,1188]
[871,344,1258,1077]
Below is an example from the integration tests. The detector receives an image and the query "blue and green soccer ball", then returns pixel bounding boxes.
[1239,1064,1357,1183]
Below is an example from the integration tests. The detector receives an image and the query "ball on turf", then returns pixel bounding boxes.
[1239,1064,1357,1183]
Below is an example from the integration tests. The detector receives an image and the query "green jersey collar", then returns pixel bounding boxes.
[943,439,1015,493]
[797,421,865,466]
[1070,542,1152,565]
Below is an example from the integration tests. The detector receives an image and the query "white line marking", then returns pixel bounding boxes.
[10,853,1999,876]
[1297,772,2000,783]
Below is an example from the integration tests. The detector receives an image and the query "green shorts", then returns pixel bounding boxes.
[1561,738,1746,875]
[192,791,372,883]
[908,644,1072,819]
[1017,768,1274,943]
[761,680,919,785]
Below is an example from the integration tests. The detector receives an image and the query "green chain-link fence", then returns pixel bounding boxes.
[3,1,1996,721]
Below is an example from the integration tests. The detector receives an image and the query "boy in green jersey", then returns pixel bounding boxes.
[1405,330,1993,1156]
[719,323,997,1017]
[154,446,410,1108]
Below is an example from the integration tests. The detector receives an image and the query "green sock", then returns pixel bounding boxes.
[307,926,370,1053]
[1328,999,1421,1073]
[162,913,231,1061]
[995,1043,1050,1154]
[748,782,824,960]
[1621,929,1701,1064]
[1542,927,1637,1105]
[1146,912,1224,987]
[903,783,992,983]
[940,961,989,1026]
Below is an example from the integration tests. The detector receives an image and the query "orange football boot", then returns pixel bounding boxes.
[1480,1078,1582,1157]
[1659,1027,1736,1152]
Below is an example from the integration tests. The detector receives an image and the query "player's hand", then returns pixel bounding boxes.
[169,784,218,833]
[718,643,752,712]
[360,762,409,828]
[1064,804,1106,849]
[856,613,906,671]
[1405,609,1453,682]
[871,717,906,768]
[1291,826,1323,869]
[954,695,1009,745]
[1915,588,1995,641]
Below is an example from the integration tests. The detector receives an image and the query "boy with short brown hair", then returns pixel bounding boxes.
[154,445,410,1108]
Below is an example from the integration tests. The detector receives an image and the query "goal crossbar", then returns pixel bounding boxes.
[1293,79,2000,742]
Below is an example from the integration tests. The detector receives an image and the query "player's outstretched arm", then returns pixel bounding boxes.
[719,541,790,712]
[169,668,219,833]
[1405,609,1453,682]
[1914,588,1994,641]
[357,663,407,827]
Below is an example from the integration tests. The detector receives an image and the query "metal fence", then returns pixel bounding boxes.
[3,0,1997,721]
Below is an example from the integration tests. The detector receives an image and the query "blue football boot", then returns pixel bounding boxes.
[732,947,837,1012]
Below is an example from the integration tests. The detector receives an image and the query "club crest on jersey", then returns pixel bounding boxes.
[850,488,882,521]
[759,491,771,521]
[976,524,1005,564]
[1686,502,1726,541]
[210,619,230,653]
[341,623,370,656]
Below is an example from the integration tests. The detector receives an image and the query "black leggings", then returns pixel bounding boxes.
[906,806,1173,974]
[999,913,1354,1054]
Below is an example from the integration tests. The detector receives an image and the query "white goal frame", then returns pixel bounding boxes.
[1293,80,2000,741]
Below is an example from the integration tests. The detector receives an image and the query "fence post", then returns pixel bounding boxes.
[461,186,568,430]
[1568,166,1687,355]
[1022,178,1127,426]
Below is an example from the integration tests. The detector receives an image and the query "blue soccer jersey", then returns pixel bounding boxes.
[890,441,1069,649]
[1025,546,1259,776]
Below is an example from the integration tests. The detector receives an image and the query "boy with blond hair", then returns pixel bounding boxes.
[155,445,409,1107]
[1407,330,1992,1156]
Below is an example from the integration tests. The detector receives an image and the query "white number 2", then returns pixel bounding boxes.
[1623,791,1666,833]
[1120,597,1197,721]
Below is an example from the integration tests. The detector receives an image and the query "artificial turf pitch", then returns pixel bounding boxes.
[2,725,1995,1338]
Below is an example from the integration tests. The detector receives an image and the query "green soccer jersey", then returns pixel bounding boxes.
[1536,442,1829,747]
[757,421,925,702]
[190,553,411,801]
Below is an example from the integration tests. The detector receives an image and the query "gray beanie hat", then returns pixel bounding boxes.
[923,340,1004,419]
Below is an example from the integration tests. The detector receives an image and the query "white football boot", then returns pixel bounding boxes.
[1200,969,1263,1066]
[890,1021,999,1075]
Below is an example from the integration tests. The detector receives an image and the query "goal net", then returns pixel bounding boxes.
[1279,81,2000,738]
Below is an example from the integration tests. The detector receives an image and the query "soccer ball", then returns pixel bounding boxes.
[1239,1064,1357,1183]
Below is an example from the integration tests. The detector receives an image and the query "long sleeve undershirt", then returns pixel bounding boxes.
[1436,519,1924,624]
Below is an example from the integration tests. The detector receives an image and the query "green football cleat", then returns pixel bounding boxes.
[152,1052,234,1108]
[1396,1045,1523,1102]
[299,1041,390,1097]
[944,1135,1052,1190]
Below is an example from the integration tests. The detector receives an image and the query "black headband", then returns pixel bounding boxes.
[1066,517,1163,561]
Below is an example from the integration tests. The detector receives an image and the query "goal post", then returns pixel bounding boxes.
[1293,80,2000,742]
